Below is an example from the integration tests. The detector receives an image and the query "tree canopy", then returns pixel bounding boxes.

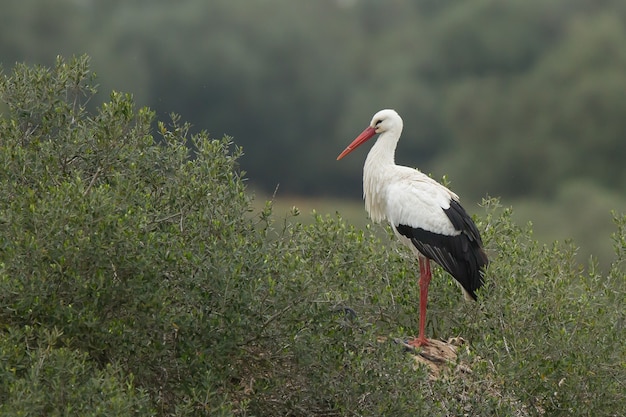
[2,0,626,199]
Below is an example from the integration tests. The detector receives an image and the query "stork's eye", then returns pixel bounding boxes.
[375,119,383,126]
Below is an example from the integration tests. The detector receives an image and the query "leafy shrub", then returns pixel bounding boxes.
[0,326,152,416]
[466,203,626,416]
[0,56,624,416]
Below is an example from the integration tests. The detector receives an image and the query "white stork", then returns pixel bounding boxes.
[337,109,488,347]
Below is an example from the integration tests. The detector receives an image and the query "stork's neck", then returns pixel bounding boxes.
[362,129,401,223]
[364,129,400,172]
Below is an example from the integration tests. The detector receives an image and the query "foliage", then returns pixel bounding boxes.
[1,57,624,416]
[469,201,626,415]
[0,327,152,416]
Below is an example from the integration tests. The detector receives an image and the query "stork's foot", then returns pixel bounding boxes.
[406,336,429,348]
[394,336,430,351]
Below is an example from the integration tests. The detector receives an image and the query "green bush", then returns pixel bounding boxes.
[0,56,624,416]
[469,204,626,415]
[0,326,152,416]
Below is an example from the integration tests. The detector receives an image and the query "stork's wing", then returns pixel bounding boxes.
[385,175,460,235]
[386,177,488,299]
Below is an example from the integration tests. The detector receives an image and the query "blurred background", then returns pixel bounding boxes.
[2,0,625,269]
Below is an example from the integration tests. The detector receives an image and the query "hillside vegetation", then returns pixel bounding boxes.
[1,57,624,416]
[4,0,625,269]
[3,0,626,197]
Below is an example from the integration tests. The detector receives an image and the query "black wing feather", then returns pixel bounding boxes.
[396,200,488,299]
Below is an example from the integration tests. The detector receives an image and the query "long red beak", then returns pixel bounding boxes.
[336,126,377,160]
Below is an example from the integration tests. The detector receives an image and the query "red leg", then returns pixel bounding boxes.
[407,256,431,347]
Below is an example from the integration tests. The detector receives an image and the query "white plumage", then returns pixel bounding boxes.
[337,109,488,347]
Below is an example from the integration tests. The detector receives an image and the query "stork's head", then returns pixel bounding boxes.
[370,109,403,135]
[337,109,403,160]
